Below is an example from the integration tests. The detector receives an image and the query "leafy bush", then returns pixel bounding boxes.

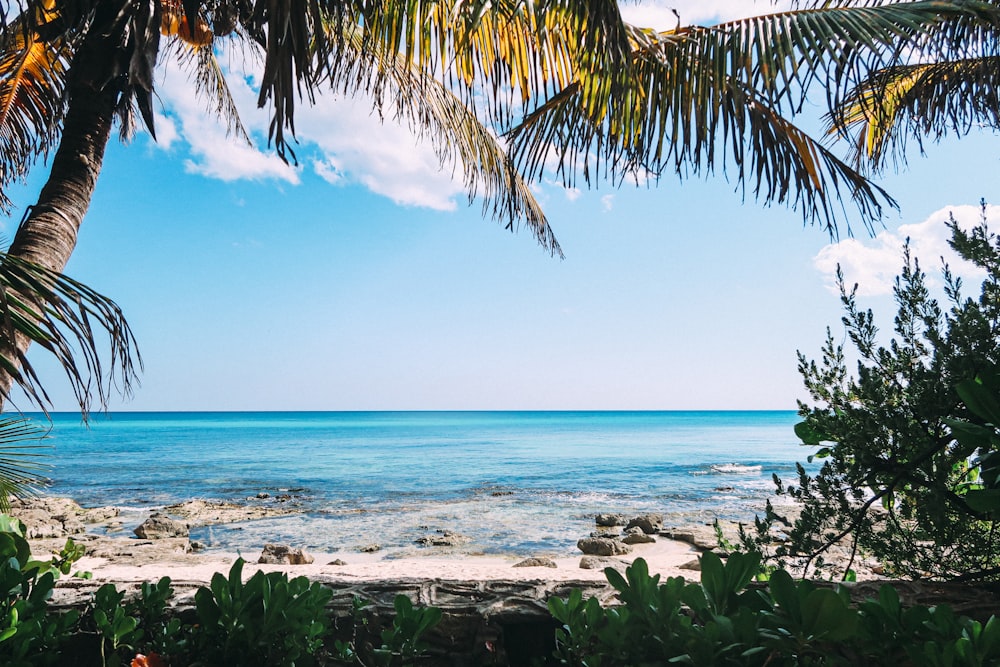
[548,555,1000,666]
[190,558,332,666]
[743,203,1000,580]
[0,515,80,666]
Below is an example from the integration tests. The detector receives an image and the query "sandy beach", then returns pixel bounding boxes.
[53,537,700,585]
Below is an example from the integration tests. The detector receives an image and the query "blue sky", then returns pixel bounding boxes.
[5,0,1000,412]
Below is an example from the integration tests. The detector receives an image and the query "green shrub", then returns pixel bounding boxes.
[189,558,332,666]
[548,556,1000,666]
[744,203,1000,580]
[0,515,79,666]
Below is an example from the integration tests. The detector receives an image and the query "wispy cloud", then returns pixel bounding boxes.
[601,194,615,212]
[813,204,997,296]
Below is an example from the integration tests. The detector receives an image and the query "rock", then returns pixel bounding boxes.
[595,513,627,527]
[133,512,189,539]
[680,559,702,571]
[590,528,619,538]
[622,532,656,545]
[513,557,557,569]
[579,556,627,572]
[625,514,663,535]
[491,491,514,497]
[577,537,632,557]
[257,543,314,565]
[662,526,725,551]
[415,530,470,547]
[256,492,270,499]
[165,499,297,526]
[81,506,121,524]
[328,559,348,566]
[359,544,381,553]
[189,540,206,552]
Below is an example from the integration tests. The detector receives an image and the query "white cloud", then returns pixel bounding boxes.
[564,187,582,202]
[294,94,463,211]
[152,113,178,149]
[601,194,615,212]
[151,47,465,210]
[813,204,997,296]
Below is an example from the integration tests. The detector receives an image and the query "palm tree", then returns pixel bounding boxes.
[2,0,1000,409]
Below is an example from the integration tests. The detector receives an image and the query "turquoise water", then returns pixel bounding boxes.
[31,411,809,557]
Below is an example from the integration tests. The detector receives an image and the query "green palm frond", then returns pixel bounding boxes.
[503,1,1000,235]
[0,11,71,212]
[0,252,141,416]
[0,416,49,512]
[828,56,1000,173]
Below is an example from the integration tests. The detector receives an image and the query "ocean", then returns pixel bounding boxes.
[31,411,810,558]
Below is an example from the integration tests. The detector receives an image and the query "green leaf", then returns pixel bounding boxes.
[795,421,829,445]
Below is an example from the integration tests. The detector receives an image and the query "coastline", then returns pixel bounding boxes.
[12,493,883,586]
[12,495,712,585]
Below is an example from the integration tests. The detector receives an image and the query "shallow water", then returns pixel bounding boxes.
[31,411,811,557]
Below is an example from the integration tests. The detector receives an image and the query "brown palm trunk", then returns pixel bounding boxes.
[0,31,120,408]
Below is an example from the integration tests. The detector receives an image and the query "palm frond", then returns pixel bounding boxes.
[166,37,251,144]
[0,13,70,212]
[827,56,1000,173]
[0,416,49,512]
[324,23,561,255]
[0,252,141,417]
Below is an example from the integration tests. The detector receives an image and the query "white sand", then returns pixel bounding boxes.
[70,537,701,584]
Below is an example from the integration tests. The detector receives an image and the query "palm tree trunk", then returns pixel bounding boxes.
[0,32,119,408]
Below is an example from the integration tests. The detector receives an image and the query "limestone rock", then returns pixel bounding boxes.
[133,512,189,539]
[625,514,663,535]
[359,544,381,553]
[165,499,297,526]
[595,513,627,527]
[577,537,632,557]
[622,532,656,545]
[257,543,314,565]
[579,556,627,572]
[81,506,120,524]
[328,559,348,566]
[680,558,702,571]
[513,557,557,568]
[415,530,469,547]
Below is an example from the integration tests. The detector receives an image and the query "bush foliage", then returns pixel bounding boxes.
[549,555,1000,667]
[743,202,1000,581]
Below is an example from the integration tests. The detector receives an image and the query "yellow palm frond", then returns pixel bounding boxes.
[0,19,69,211]
[828,56,1000,173]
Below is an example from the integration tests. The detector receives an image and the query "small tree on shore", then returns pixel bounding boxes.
[745,201,1000,581]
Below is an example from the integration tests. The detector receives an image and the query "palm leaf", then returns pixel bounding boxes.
[827,56,1000,173]
[0,13,71,212]
[0,416,50,512]
[321,23,561,255]
[0,252,141,417]
[166,37,252,144]
[504,1,1000,236]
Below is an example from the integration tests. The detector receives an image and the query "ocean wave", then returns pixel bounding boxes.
[709,463,763,475]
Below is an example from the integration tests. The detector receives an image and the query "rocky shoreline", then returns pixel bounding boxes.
[3,494,884,581]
